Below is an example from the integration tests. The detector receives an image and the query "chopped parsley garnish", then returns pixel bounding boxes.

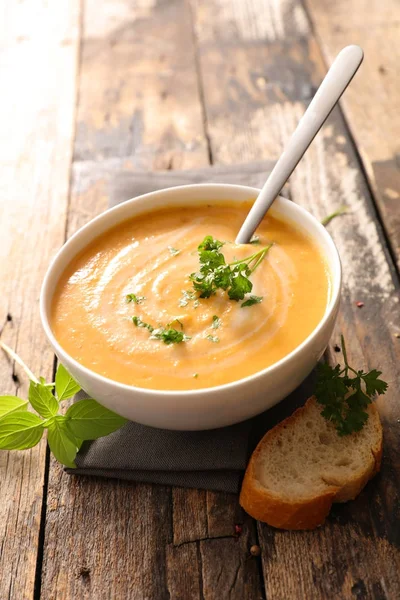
[206,335,220,343]
[126,293,145,304]
[198,236,224,252]
[168,246,181,256]
[241,295,263,308]
[132,316,190,344]
[167,318,184,329]
[315,335,388,435]
[212,315,221,329]
[179,290,197,307]
[132,316,154,332]
[151,328,190,345]
[189,236,272,302]
[193,373,199,378]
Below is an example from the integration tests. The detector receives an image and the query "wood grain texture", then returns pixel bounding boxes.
[166,542,202,599]
[40,1,265,599]
[306,0,400,269]
[73,0,208,166]
[0,1,81,598]
[199,519,262,600]
[43,476,172,599]
[191,0,400,597]
[67,0,209,235]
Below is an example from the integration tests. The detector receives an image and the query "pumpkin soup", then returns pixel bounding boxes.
[50,203,331,390]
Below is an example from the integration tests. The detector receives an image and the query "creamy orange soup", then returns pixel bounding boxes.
[51,203,331,390]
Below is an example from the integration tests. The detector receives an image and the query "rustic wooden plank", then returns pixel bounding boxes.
[206,492,244,537]
[73,0,208,166]
[40,1,266,599]
[173,488,208,545]
[191,0,400,597]
[166,542,202,599]
[199,517,263,600]
[306,0,400,269]
[0,1,81,598]
[67,0,209,235]
[43,475,172,599]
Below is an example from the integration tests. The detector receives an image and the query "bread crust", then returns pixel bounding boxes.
[239,397,383,530]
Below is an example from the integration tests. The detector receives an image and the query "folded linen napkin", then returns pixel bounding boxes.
[65,162,310,493]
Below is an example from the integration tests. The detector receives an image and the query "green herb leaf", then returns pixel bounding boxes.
[212,315,221,329]
[29,381,59,418]
[228,264,253,300]
[47,417,79,468]
[193,373,199,378]
[241,295,263,308]
[66,399,128,440]
[151,328,190,345]
[198,236,224,252]
[0,412,44,450]
[315,337,388,435]
[0,396,28,420]
[321,207,348,226]
[55,364,81,401]
[167,318,184,330]
[132,316,154,332]
[206,335,220,343]
[168,246,181,256]
[363,369,388,397]
[126,293,145,304]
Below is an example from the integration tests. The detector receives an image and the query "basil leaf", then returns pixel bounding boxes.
[0,396,28,420]
[29,381,59,418]
[47,417,78,468]
[65,399,128,440]
[0,412,44,450]
[55,364,81,401]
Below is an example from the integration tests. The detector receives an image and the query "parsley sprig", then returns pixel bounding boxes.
[0,341,127,467]
[315,335,387,435]
[190,236,272,302]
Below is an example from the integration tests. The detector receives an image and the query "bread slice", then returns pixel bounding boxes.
[239,396,382,530]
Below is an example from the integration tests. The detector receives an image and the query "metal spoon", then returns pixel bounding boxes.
[235,45,363,244]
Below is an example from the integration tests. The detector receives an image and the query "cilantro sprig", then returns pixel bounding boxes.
[189,236,272,302]
[0,341,127,467]
[132,316,191,344]
[315,335,388,435]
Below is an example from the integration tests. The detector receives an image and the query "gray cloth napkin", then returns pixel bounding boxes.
[65,163,302,493]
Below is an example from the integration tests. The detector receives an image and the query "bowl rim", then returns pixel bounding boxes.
[40,183,342,397]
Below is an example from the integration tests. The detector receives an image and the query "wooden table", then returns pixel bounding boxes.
[1,1,399,598]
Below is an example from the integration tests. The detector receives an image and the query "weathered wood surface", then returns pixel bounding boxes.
[40,1,263,599]
[306,0,400,270]
[0,1,81,599]
[1,0,400,598]
[192,0,400,597]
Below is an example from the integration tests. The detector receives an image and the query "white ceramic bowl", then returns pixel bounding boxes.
[40,184,341,430]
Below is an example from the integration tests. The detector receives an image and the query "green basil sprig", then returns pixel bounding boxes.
[0,342,128,467]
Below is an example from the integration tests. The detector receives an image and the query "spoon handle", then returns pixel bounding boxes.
[235,45,364,244]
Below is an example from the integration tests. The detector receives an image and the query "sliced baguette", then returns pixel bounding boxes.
[240,396,382,530]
